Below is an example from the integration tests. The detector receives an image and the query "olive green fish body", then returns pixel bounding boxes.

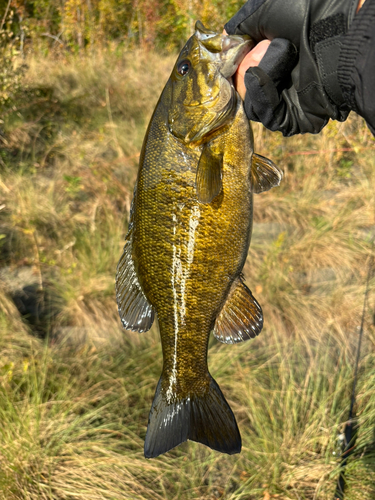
[134,92,253,388]
[116,22,282,458]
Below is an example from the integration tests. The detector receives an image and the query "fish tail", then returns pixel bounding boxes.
[144,375,241,458]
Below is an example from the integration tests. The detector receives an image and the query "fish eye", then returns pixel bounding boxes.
[177,60,191,76]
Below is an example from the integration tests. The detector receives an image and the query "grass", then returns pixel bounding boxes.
[0,47,375,499]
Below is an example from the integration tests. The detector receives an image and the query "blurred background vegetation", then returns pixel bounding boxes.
[0,0,241,53]
[1,1,375,499]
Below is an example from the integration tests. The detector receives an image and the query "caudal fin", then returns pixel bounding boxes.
[144,375,241,458]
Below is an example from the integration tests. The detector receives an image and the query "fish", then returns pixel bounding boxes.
[115,21,282,459]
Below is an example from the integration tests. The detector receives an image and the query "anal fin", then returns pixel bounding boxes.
[115,239,154,333]
[213,277,263,344]
[251,153,283,194]
[196,143,223,204]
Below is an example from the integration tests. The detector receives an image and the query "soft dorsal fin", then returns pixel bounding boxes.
[196,144,223,204]
[213,277,262,344]
[251,153,283,194]
[116,237,155,333]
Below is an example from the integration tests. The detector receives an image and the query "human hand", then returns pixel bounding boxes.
[225,0,360,135]
[232,0,366,92]
[233,40,271,100]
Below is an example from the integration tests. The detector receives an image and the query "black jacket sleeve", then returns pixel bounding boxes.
[338,0,375,135]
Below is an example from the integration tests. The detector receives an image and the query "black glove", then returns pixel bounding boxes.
[225,0,359,136]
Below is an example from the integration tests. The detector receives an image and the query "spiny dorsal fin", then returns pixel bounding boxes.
[213,277,263,344]
[196,144,223,204]
[251,153,283,194]
[115,238,155,333]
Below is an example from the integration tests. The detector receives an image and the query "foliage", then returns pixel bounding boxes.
[0,0,245,52]
[0,3,26,112]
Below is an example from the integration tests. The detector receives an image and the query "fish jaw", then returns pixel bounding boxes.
[194,21,254,79]
[219,35,254,78]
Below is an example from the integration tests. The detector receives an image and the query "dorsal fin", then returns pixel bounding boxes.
[213,277,262,344]
[251,153,283,193]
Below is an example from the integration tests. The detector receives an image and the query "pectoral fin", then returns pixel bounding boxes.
[196,144,223,204]
[251,153,283,194]
[213,277,263,344]
[116,238,155,333]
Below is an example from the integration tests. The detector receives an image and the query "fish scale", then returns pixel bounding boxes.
[116,21,283,458]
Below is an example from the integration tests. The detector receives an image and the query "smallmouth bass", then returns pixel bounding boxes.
[116,21,282,458]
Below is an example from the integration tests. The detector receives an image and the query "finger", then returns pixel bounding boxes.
[234,40,271,100]
[244,39,271,67]
[357,0,366,12]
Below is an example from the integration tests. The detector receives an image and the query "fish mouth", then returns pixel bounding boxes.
[219,35,254,79]
[195,21,254,79]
